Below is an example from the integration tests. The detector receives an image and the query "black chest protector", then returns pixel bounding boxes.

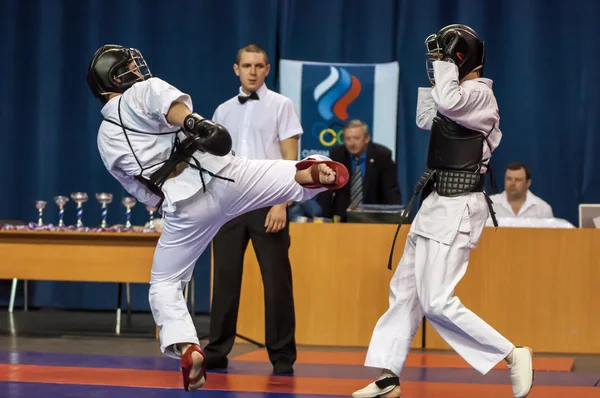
[426,112,488,196]
[428,112,485,171]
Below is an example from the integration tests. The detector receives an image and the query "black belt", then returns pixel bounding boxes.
[386,169,434,270]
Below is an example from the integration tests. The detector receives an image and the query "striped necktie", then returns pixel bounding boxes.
[350,156,363,208]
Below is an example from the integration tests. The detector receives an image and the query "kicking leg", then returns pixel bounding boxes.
[213,155,347,218]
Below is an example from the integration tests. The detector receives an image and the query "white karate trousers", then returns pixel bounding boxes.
[365,193,514,376]
[149,156,326,358]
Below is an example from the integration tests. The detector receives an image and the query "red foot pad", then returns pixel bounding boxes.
[296,158,349,190]
[180,344,207,391]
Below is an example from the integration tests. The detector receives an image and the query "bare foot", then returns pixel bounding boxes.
[318,163,336,184]
[187,350,205,391]
[178,343,206,391]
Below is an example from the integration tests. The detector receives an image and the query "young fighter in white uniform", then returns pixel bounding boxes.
[85,44,349,392]
[352,25,534,398]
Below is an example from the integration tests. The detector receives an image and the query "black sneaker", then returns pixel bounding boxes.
[206,356,229,370]
[272,363,294,375]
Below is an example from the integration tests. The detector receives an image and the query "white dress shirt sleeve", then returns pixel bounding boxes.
[416,87,437,130]
[277,98,303,141]
[212,105,222,124]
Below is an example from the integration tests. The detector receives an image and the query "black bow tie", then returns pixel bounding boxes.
[238,91,259,104]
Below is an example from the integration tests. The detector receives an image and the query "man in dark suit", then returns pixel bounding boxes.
[317,119,401,221]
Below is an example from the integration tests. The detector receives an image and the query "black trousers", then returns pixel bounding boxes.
[204,206,296,366]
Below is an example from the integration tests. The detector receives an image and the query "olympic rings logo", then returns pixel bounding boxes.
[312,122,344,147]
[319,128,345,146]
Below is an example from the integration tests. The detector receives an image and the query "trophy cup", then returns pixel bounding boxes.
[96,193,113,229]
[35,200,47,227]
[146,205,157,230]
[122,197,137,229]
[54,196,69,227]
[71,192,89,228]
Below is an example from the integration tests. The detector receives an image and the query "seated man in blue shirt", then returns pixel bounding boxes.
[317,119,401,221]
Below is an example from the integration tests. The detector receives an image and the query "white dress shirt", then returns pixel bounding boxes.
[411,61,503,245]
[97,77,233,211]
[212,83,303,160]
[489,190,554,218]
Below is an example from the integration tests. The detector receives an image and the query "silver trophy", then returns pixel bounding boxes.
[96,193,113,228]
[146,205,157,230]
[71,192,89,228]
[35,201,47,227]
[122,197,137,229]
[54,196,69,227]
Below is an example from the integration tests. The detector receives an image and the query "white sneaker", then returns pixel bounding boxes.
[352,376,400,398]
[507,346,534,397]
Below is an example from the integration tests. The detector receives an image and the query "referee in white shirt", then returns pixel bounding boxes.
[204,44,302,375]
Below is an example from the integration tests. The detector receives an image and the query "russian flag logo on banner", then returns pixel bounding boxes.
[279,60,400,160]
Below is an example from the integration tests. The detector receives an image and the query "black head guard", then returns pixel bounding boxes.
[86,45,152,103]
[425,24,485,84]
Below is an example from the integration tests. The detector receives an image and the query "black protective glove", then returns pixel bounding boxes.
[441,31,469,68]
[183,113,232,157]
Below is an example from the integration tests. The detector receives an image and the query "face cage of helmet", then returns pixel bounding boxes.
[424,34,443,85]
[424,34,482,85]
[108,48,153,94]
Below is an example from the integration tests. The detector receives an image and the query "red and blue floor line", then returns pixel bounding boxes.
[1,350,599,397]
